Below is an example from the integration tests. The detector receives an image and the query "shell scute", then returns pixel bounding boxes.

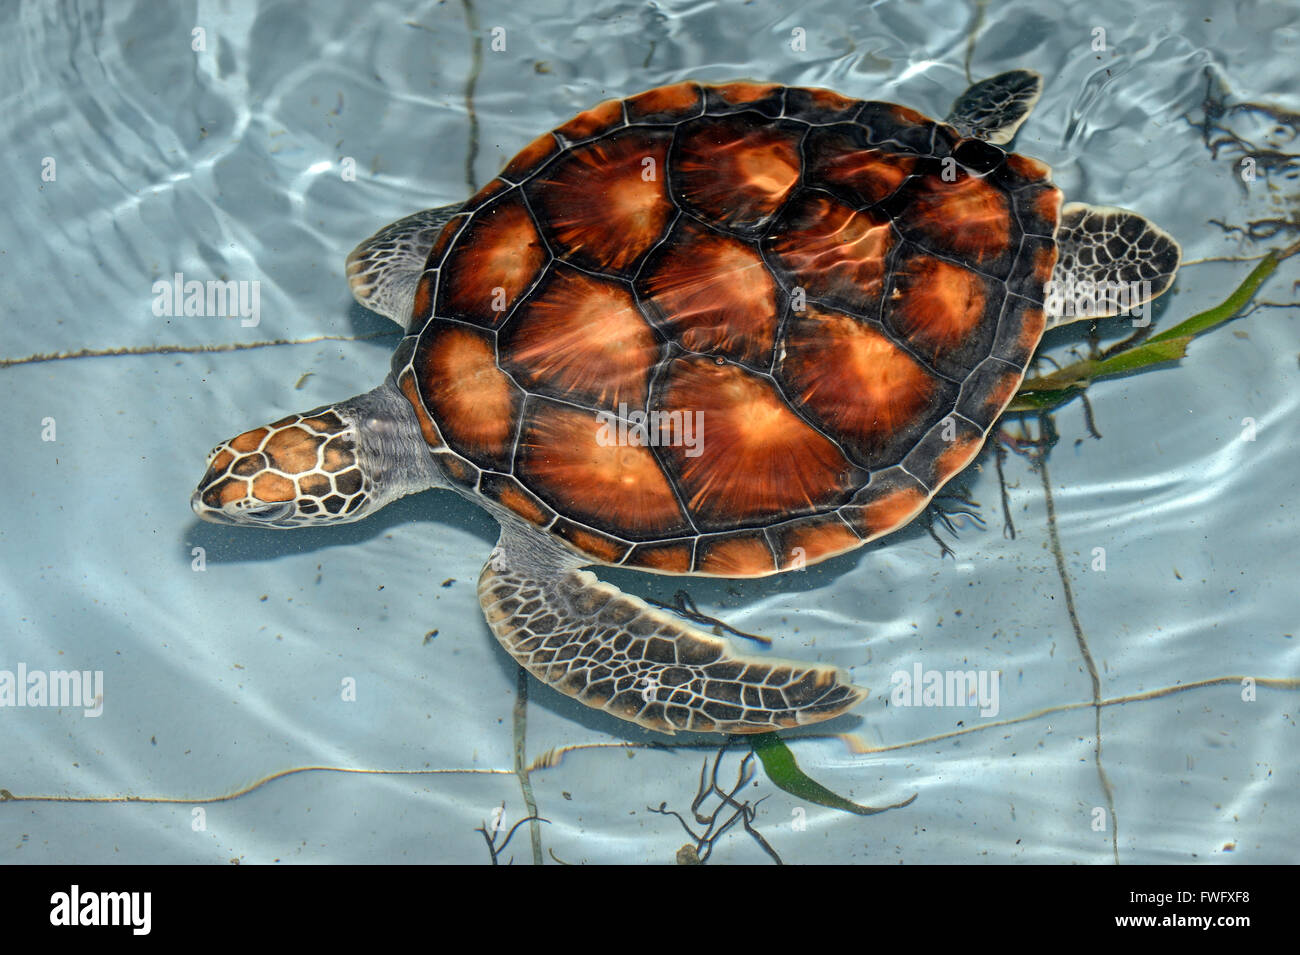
[435,193,547,327]
[410,272,435,327]
[954,358,1026,431]
[855,101,937,152]
[880,248,1003,379]
[839,469,930,541]
[653,355,864,531]
[805,125,917,207]
[992,303,1047,369]
[479,471,555,528]
[551,519,631,565]
[625,82,704,124]
[703,83,784,116]
[1006,234,1058,305]
[415,323,521,471]
[398,369,444,448]
[769,515,862,571]
[515,399,691,540]
[427,213,469,267]
[460,176,511,214]
[635,218,779,368]
[891,162,1014,271]
[1004,151,1052,182]
[671,115,803,234]
[500,265,660,410]
[555,97,625,142]
[525,128,673,275]
[502,133,561,182]
[901,414,986,492]
[784,86,862,124]
[695,531,777,576]
[623,539,695,574]
[1027,186,1065,237]
[764,194,894,317]
[779,302,954,470]
[434,449,479,490]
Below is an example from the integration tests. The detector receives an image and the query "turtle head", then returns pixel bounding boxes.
[191,405,376,528]
[192,380,441,528]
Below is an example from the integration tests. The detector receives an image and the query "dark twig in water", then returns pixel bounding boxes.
[646,591,773,648]
[1209,217,1300,242]
[924,485,985,559]
[461,0,483,195]
[1030,412,1119,865]
[475,804,551,865]
[1239,301,1300,319]
[511,667,543,864]
[1078,392,1102,441]
[1183,67,1300,190]
[998,414,1059,461]
[993,439,1017,540]
[649,740,782,864]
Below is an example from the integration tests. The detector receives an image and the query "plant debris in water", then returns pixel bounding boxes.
[650,741,782,864]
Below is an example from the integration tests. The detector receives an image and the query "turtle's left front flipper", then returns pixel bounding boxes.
[345,204,462,329]
[477,523,867,735]
[945,69,1043,145]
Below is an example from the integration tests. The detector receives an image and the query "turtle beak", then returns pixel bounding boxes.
[191,485,297,526]
[191,488,237,525]
[241,502,295,522]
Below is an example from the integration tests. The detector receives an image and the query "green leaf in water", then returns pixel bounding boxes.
[750,732,916,816]
[1006,243,1297,415]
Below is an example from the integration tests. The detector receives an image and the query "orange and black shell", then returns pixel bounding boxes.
[394,82,1063,577]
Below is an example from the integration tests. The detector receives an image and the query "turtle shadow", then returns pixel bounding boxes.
[1035,291,1178,353]
[183,488,498,565]
[600,518,935,609]
[184,441,958,748]
[185,479,943,614]
[343,299,405,341]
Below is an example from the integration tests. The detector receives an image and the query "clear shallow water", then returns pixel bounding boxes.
[1,0,1296,864]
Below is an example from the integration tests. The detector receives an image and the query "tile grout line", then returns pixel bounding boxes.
[1036,448,1120,865]
[513,667,544,864]
[461,0,483,198]
[0,332,398,369]
[460,4,540,863]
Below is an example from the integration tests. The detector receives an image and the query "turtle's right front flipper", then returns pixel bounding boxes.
[1045,202,1182,329]
[345,204,462,329]
[477,523,867,735]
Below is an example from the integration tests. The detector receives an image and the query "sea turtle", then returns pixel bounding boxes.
[192,71,1180,735]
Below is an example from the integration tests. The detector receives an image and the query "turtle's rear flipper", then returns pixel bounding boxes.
[945,70,1042,145]
[345,204,462,329]
[1045,202,1182,329]
[478,523,867,735]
